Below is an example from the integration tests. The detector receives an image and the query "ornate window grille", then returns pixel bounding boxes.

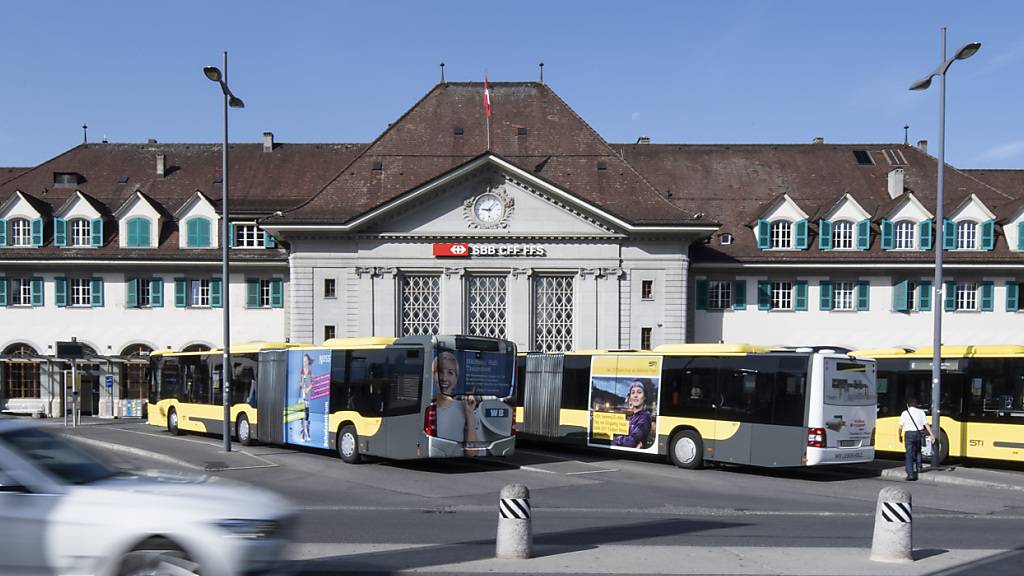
[467,276,507,338]
[401,274,440,336]
[534,275,574,352]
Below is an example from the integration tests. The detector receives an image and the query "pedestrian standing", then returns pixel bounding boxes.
[898,398,935,481]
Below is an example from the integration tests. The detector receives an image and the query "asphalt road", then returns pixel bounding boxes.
[55,420,1024,574]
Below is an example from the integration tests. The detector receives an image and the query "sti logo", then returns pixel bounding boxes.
[433,243,471,257]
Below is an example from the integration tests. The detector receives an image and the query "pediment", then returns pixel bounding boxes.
[115,191,162,220]
[174,191,218,219]
[949,193,996,222]
[55,191,102,220]
[822,194,870,222]
[885,193,933,222]
[367,166,622,237]
[761,194,809,222]
[0,191,44,220]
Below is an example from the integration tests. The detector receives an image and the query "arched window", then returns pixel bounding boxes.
[69,218,92,247]
[894,220,916,249]
[957,221,978,250]
[831,220,855,249]
[186,217,211,248]
[120,344,153,405]
[2,343,40,399]
[770,220,792,249]
[181,344,211,353]
[10,218,32,246]
[126,217,152,248]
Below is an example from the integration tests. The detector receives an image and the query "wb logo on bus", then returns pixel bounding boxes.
[485,408,507,418]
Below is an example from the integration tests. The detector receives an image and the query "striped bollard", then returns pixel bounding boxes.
[496,484,532,559]
[870,486,913,562]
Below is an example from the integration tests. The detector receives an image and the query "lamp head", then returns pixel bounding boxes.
[909,76,934,91]
[203,66,222,82]
[228,95,245,109]
[954,42,981,61]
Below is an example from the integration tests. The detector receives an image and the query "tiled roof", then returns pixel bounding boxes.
[283,83,699,226]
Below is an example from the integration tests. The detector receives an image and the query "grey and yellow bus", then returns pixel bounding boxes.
[852,345,1024,464]
[515,344,877,468]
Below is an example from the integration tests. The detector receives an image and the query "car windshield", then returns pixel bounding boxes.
[2,427,119,485]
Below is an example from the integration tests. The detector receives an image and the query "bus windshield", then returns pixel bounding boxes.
[824,358,876,406]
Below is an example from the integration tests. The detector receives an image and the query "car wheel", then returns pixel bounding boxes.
[669,430,704,470]
[236,414,254,446]
[167,408,182,436]
[338,425,361,464]
[118,548,199,576]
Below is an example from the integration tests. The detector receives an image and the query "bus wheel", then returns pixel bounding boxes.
[236,414,254,446]
[934,429,950,464]
[669,430,703,470]
[167,408,182,436]
[338,425,361,464]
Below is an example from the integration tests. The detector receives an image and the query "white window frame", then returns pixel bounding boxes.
[833,281,855,311]
[190,279,211,307]
[69,218,92,247]
[771,281,793,310]
[770,220,792,249]
[641,280,654,300]
[894,220,916,250]
[708,280,732,310]
[10,278,32,306]
[233,223,264,248]
[138,278,152,307]
[832,220,855,250]
[956,221,978,250]
[956,282,978,311]
[324,278,336,299]
[258,279,272,308]
[10,218,31,246]
[640,327,653,350]
[70,278,91,307]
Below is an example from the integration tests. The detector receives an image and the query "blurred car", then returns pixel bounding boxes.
[0,420,294,575]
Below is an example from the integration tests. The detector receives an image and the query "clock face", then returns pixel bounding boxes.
[473,194,504,224]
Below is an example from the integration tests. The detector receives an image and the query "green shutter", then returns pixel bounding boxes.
[695,280,708,310]
[818,220,832,250]
[90,277,104,307]
[0,278,6,306]
[732,280,746,310]
[756,219,769,249]
[919,220,933,250]
[270,278,283,308]
[198,219,210,247]
[91,218,103,247]
[856,219,870,250]
[127,218,138,247]
[0,218,6,245]
[856,281,870,311]
[31,218,43,246]
[174,278,187,308]
[150,278,163,307]
[141,218,151,247]
[794,281,807,311]
[892,280,909,312]
[980,281,994,311]
[980,220,995,250]
[819,280,833,311]
[55,277,67,307]
[944,281,957,311]
[246,278,260,308]
[31,278,43,307]
[264,231,276,248]
[918,281,932,312]
[757,281,771,310]
[794,219,808,249]
[1007,282,1020,312]
[210,278,223,308]
[943,219,956,250]
[880,219,894,250]
[1018,222,1024,251]
[126,278,138,308]
[186,219,198,247]
[54,217,67,247]
[228,223,236,248]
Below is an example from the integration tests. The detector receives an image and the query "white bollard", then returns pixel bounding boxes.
[870,486,913,563]
[496,483,532,559]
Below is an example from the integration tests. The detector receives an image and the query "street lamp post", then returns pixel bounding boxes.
[204,52,245,452]
[909,28,980,469]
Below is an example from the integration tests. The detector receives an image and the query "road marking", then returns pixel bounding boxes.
[519,465,559,474]
[565,468,618,475]
[65,434,202,470]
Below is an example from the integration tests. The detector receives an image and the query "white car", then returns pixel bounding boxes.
[0,420,295,575]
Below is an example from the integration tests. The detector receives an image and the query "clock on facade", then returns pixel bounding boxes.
[463,185,514,229]
[473,193,504,224]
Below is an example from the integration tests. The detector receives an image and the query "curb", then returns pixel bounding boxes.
[879,466,1024,492]
[63,433,203,471]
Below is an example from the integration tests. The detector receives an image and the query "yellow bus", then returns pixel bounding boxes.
[146,342,298,445]
[851,345,1024,464]
[515,344,877,468]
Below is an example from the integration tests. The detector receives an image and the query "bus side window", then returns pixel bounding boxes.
[660,356,716,419]
[347,350,385,417]
[384,348,423,417]
[232,355,257,406]
[718,356,774,424]
[329,350,350,413]
[514,355,526,407]
[561,355,591,411]
[772,356,806,427]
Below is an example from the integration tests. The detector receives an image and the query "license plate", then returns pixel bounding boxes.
[839,440,859,448]
[485,408,507,418]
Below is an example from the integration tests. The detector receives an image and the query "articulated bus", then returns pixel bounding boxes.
[515,344,877,468]
[149,335,517,462]
[851,345,1024,464]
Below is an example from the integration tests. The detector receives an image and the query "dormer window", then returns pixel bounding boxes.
[70,218,91,247]
[719,233,733,245]
[831,220,855,249]
[232,223,264,248]
[10,218,32,246]
[53,172,79,187]
[956,221,978,250]
[894,220,916,249]
[126,217,152,248]
[185,217,212,248]
[770,220,792,248]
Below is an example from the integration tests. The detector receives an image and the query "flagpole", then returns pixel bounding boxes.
[484,71,491,150]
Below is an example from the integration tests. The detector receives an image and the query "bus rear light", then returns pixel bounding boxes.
[424,403,437,437]
[807,427,825,448]
[511,408,517,436]
[869,427,876,447]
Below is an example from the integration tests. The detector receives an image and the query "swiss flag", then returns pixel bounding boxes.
[484,74,491,118]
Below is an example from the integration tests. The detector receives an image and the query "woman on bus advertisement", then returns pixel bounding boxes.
[611,380,654,449]
[285,350,331,449]
[588,355,661,453]
[432,348,479,446]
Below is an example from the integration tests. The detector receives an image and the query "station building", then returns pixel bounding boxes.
[2,81,1023,417]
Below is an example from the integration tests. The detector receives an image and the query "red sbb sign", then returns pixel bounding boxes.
[433,243,470,257]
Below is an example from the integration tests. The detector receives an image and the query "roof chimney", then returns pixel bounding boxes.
[156,154,166,178]
[636,136,651,145]
[887,168,905,200]
[148,138,158,144]
[917,139,928,155]
[263,132,274,153]
[812,137,825,144]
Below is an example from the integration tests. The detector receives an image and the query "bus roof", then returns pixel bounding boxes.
[851,345,1024,359]
[298,336,397,350]
[653,343,780,355]
[148,341,300,357]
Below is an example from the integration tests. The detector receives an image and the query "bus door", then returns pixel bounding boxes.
[383,345,425,459]
[904,359,966,457]
[522,354,564,438]
[256,350,287,445]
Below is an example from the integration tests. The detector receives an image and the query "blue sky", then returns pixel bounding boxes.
[1,1,1021,168]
